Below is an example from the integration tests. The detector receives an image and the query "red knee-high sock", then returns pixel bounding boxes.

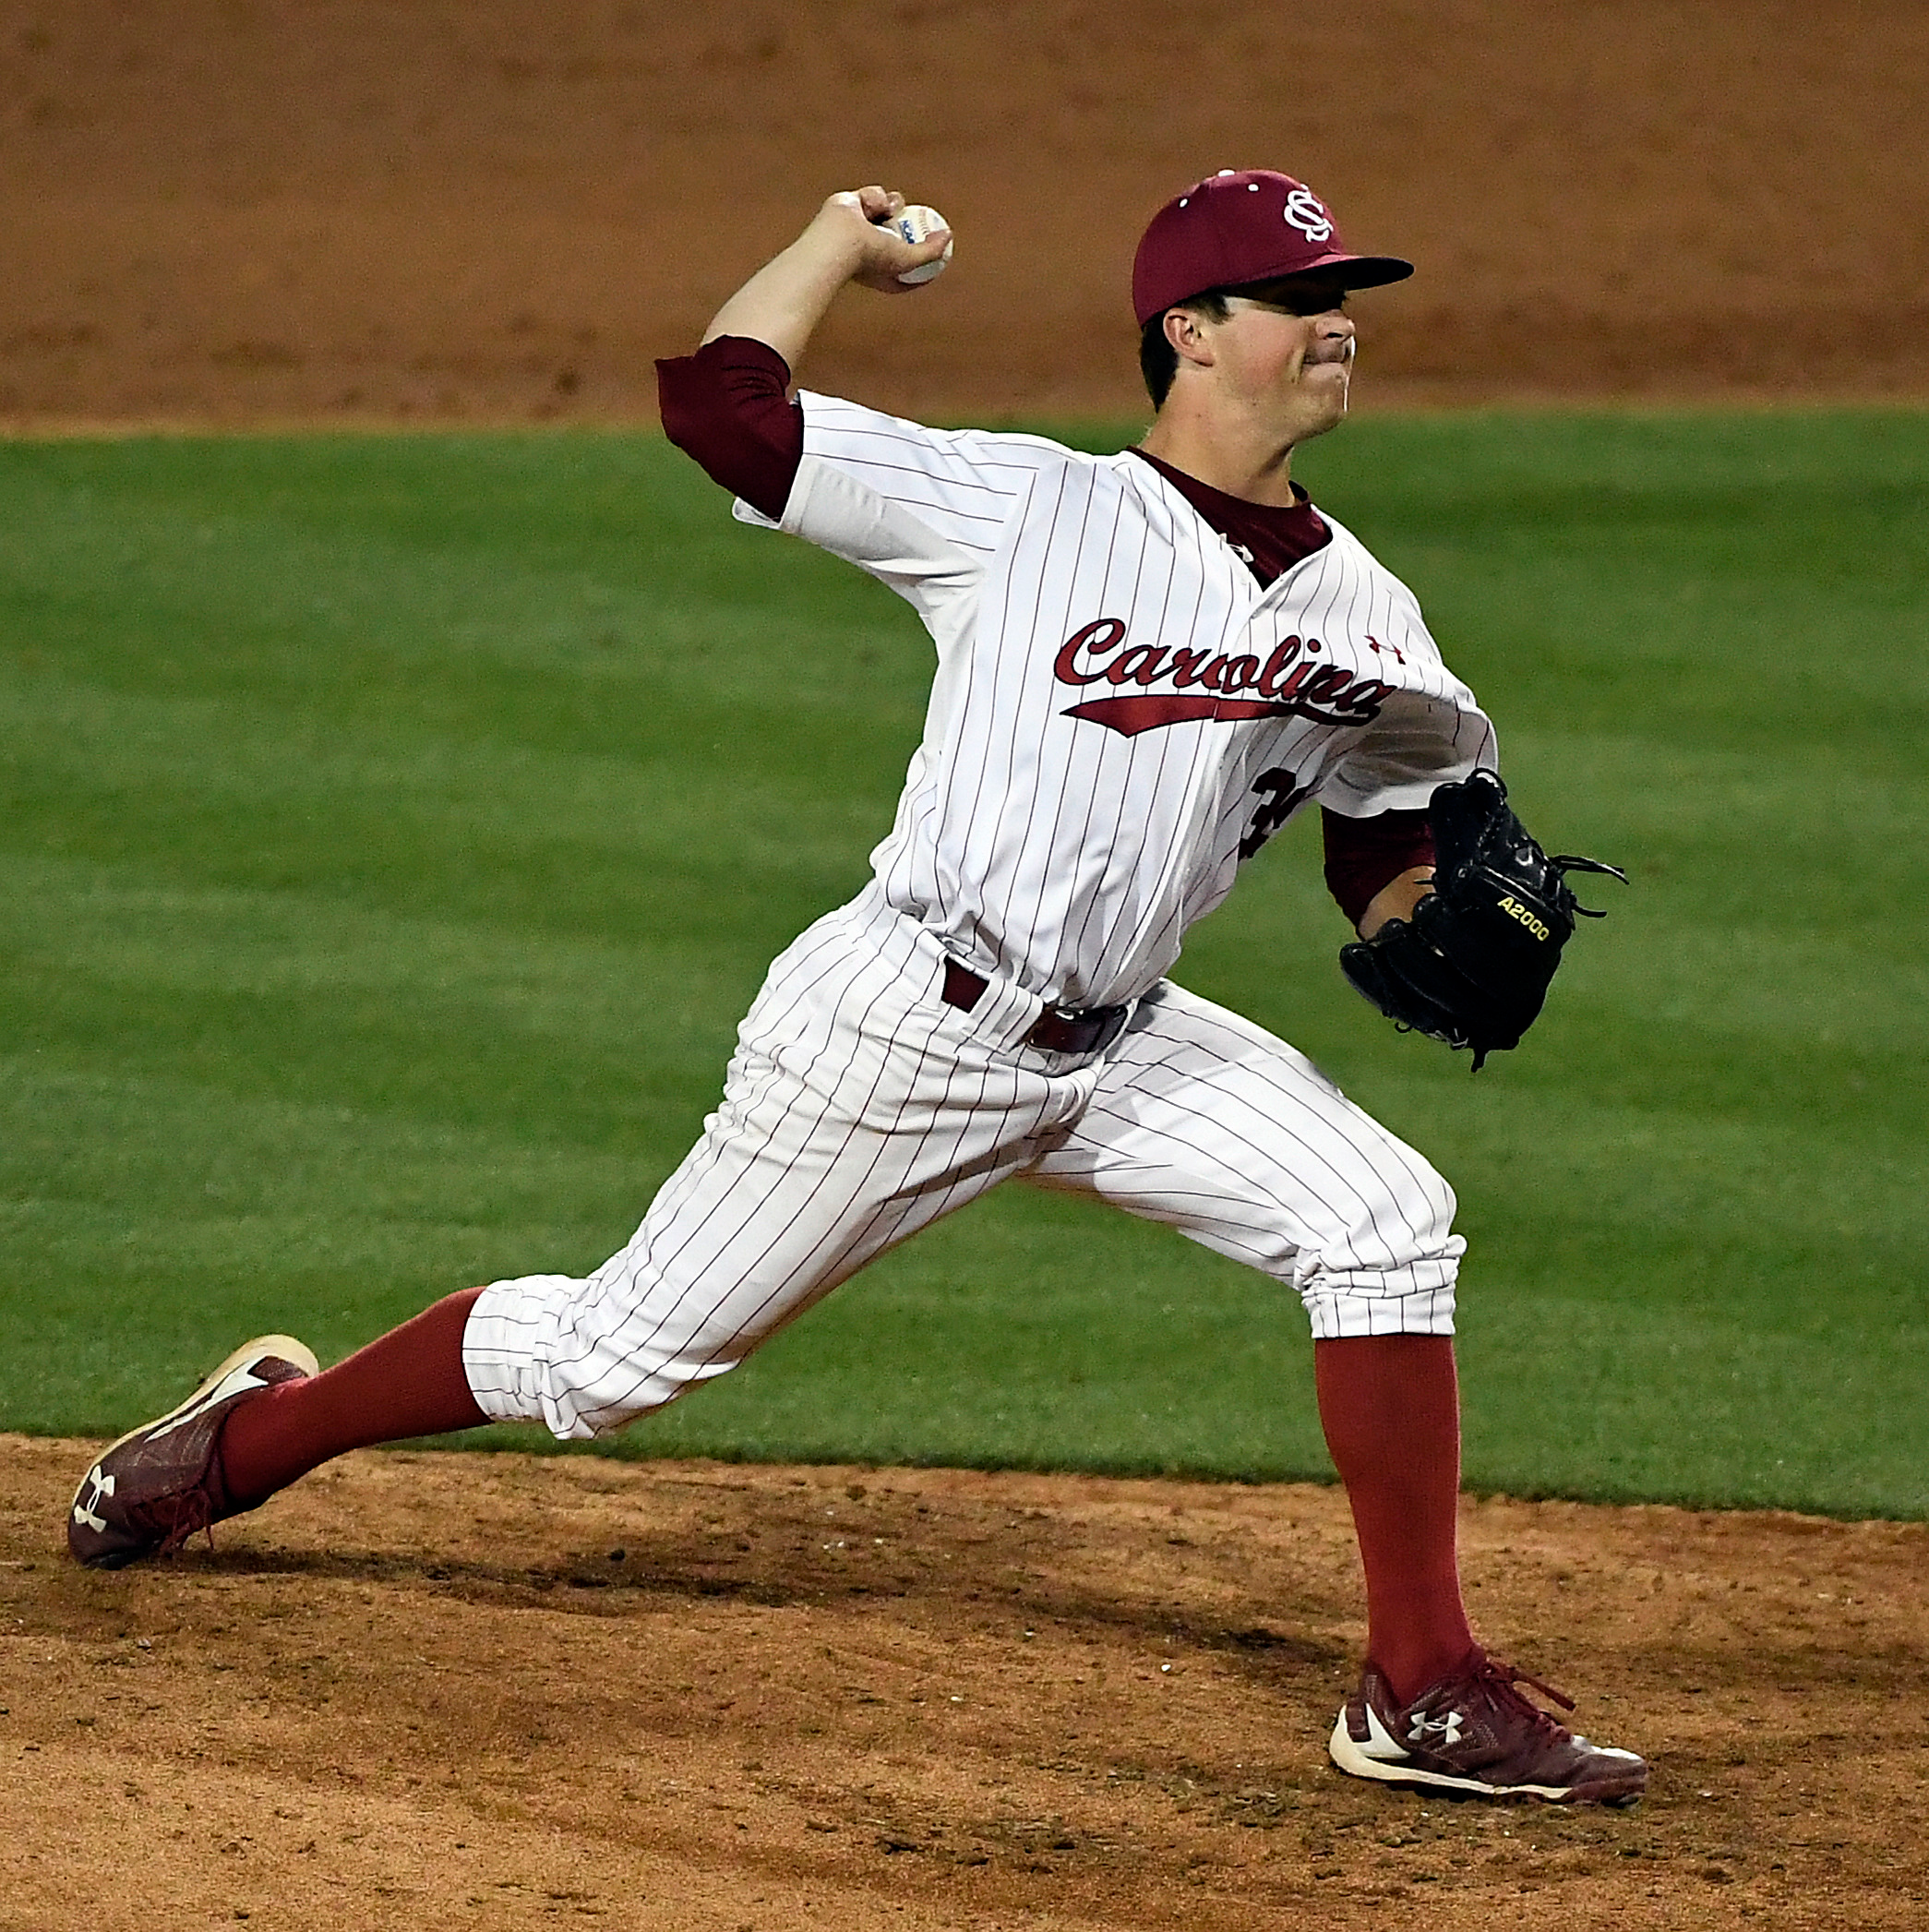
[1314,1334,1477,1706]
[217,1288,490,1506]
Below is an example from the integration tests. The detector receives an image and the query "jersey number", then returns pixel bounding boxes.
[1239,768,1312,862]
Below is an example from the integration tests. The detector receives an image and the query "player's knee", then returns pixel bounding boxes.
[1324,1155,1458,1272]
[1295,1160,1462,1338]
[569,1350,736,1437]
[465,1275,749,1441]
[1386,1158,1459,1266]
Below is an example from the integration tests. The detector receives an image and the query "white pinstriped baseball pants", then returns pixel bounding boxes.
[464,886,1464,1440]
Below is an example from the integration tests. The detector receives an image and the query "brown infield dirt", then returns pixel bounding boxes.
[4,1437,1925,1930]
[4,3,1927,1926]
[3,1,1926,423]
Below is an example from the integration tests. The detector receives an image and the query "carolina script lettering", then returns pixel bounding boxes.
[1054,618,1391,738]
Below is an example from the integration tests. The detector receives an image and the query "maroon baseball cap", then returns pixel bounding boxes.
[1132,169,1413,326]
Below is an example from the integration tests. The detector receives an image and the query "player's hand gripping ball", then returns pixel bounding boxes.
[875,203,953,283]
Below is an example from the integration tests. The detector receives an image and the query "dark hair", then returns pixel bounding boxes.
[1139,291,1232,409]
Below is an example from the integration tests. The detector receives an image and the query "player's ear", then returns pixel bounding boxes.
[1164,306,1216,369]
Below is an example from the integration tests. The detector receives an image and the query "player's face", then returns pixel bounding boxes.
[1211,280,1356,438]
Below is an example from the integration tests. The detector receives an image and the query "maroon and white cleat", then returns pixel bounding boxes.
[67,1336,318,1569]
[1330,1650,1648,1804]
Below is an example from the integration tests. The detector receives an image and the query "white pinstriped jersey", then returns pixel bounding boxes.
[466,395,1479,1439]
[736,395,1497,1011]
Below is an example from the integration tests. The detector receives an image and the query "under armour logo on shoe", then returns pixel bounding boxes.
[1408,1710,1466,1747]
[73,1465,115,1533]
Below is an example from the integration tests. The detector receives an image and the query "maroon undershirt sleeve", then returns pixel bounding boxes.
[655,335,804,522]
[1322,806,1436,928]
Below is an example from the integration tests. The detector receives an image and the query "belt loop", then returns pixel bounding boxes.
[941,958,988,1014]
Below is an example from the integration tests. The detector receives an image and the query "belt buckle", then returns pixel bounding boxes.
[1027,1000,1128,1057]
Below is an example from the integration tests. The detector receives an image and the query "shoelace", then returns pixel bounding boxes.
[1466,1655,1578,1743]
[130,1486,219,1558]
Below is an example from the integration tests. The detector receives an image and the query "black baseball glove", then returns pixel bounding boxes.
[1338,770,1626,1070]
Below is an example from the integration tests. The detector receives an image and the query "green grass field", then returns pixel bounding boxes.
[3,411,1924,1517]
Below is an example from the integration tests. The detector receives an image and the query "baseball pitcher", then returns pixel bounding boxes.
[66,170,1644,1805]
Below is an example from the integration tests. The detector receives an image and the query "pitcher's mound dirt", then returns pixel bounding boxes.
[4,1436,1923,1930]
[3,1,1926,426]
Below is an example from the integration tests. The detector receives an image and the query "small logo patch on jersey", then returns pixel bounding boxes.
[1283,188,1335,242]
[1053,617,1390,737]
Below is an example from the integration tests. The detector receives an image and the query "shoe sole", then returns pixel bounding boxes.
[1329,1709,1647,1806]
[70,1334,320,1563]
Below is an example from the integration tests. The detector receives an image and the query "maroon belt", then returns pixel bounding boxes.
[941,959,1130,1057]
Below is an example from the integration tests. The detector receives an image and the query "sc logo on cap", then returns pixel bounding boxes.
[1283,188,1334,242]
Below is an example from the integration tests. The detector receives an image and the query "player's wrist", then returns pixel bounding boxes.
[1357,867,1436,940]
[805,196,881,271]
[806,192,915,291]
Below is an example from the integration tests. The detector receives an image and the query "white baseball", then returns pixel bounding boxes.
[877,204,953,284]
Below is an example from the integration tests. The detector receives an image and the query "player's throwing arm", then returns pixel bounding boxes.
[702,186,953,365]
[64,162,1650,1813]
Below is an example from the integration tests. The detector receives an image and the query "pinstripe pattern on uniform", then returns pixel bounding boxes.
[464,397,1488,1438]
[465,894,1460,1437]
[1027,981,1461,1338]
[744,401,1497,1011]
[795,395,1080,556]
